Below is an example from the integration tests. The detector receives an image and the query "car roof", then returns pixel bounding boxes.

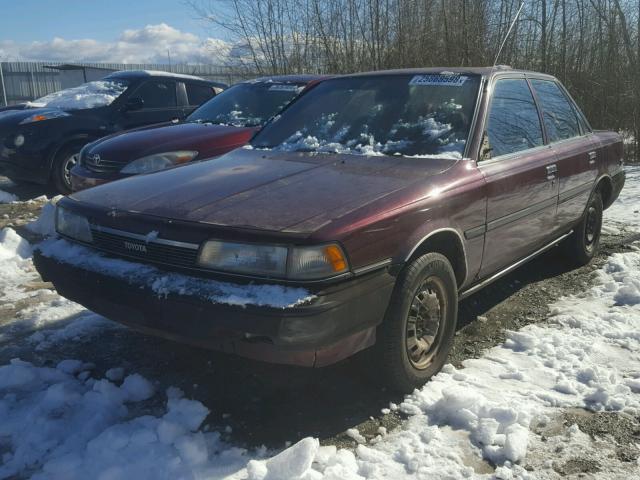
[105,70,228,87]
[339,66,557,81]
[241,74,328,85]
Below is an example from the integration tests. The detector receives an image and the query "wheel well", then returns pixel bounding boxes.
[596,176,614,209]
[47,136,94,177]
[407,231,467,288]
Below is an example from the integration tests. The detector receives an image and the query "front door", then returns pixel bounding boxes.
[529,79,598,230]
[120,80,182,129]
[478,77,559,277]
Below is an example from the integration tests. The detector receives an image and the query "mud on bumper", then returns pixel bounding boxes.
[33,251,396,367]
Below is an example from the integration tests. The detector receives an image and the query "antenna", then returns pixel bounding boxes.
[493,0,526,68]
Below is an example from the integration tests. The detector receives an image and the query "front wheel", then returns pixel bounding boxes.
[563,191,603,266]
[52,144,82,194]
[372,252,458,392]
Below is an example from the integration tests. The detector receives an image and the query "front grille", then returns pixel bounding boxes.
[90,227,200,269]
[83,153,127,173]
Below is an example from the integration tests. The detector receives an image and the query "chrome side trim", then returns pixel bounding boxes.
[558,181,592,204]
[353,258,392,276]
[91,224,200,250]
[464,224,486,240]
[459,230,573,299]
[486,196,557,231]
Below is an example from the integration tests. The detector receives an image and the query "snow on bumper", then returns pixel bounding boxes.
[34,237,394,367]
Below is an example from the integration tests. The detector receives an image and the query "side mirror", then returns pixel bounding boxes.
[124,97,144,111]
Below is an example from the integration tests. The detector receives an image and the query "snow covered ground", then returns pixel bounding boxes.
[0,169,638,479]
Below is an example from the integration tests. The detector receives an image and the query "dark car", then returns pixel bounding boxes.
[0,70,226,193]
[69,75,324,192]
[34,67,625,391]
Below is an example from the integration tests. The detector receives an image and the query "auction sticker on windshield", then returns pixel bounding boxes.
[268,84,300,92]
[409,74,468,87]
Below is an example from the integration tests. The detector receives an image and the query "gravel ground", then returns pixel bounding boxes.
[1,176,638,477]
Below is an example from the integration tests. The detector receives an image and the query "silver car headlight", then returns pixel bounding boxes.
[197,241,349,280]
[55,206,93,243]
[120,151,198,174]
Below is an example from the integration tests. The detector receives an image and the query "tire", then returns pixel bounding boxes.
[372,252,458,392]
[51,143,83,194]
[563,191,603,267]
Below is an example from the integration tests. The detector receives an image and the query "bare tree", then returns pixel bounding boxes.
[194,0,640,161]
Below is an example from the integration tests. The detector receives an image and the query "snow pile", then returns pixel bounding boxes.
[0,359,252,480]
[26,195,62,237]
[0,227,110,348]
[602,165,639,234]
[36,237,315,308]
[0,227,35,302]
[0,189,17,203]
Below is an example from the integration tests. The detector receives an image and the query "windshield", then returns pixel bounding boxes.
[252,74,481,159]
[28,79,129,110]
[187,82,306,127]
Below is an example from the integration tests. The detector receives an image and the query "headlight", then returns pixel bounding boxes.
[120,151,198,174]
[19,111,70,125]
[197,241,349,280]
[55,206,93,243]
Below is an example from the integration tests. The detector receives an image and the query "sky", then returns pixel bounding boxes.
[0,0,234,64]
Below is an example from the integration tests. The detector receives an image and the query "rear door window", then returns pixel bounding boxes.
[186,83,215,106]
[483,78,544,159]
[530,79,582,142]
[133,80,177,109]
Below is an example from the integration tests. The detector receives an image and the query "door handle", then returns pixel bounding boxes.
[588,151,597,165]
[546,164,557,181]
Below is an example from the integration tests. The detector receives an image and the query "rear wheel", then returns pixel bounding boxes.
[372,252,458,392]
[563,191,603,266]
[51,144,83,194]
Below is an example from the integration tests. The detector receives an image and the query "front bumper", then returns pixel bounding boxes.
[0,145,50,183]
[34,250,396,367]
[70,164,122,192]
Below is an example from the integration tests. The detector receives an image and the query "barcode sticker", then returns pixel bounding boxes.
[268,84,299,91]
[409,74,468,87]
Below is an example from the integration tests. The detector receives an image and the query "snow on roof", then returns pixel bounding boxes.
[107,70,207,81]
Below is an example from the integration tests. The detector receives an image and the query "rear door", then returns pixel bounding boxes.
[529,78,598,229]
[120,79,182,129]
[477,76,559,277]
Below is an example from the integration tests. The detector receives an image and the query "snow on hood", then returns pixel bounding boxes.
[26,80,128,111]
[36,237,315,309]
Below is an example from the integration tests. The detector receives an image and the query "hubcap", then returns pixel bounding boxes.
[63,153,79,188]
[585,205,599,249]
[405,276,446,370]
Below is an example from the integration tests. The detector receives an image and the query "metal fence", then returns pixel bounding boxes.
[0,62,257,106]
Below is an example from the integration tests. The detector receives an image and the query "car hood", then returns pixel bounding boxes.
[88,122,256,162]
[71,148,457,233]
[0,107,61,125]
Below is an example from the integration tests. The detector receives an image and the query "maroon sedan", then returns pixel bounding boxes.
[35,67,624,391]
[70,75,324,191]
